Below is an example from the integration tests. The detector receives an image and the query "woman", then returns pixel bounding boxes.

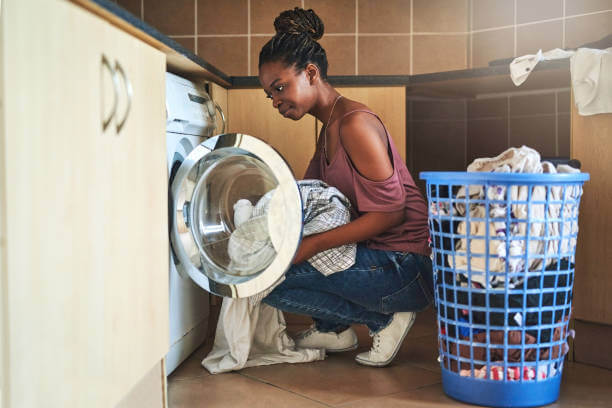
[259,7,433,367]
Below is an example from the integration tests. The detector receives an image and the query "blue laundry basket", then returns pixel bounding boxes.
[420,171,589,408]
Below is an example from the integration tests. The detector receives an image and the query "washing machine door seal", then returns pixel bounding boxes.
[169,133,302,298]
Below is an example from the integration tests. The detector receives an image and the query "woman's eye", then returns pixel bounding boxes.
[265,93,272,99]
[276,85,284,92]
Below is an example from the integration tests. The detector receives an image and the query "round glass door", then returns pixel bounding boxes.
[170,133,302,298]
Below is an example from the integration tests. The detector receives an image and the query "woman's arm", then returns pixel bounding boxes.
[292,111,404,264]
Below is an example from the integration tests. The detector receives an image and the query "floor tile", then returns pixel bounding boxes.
[338,383,473,407]
[551,362,612,407]
[239,357,440,406]
[168,339,213,381]
[168,373,327,408]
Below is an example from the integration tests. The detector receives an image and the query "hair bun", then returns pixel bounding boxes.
[274,7,324,41]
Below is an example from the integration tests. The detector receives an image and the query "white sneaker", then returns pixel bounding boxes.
[294,325,358,352]
[355,312,416,367]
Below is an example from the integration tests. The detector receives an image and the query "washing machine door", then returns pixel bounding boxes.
[170,133,302,298]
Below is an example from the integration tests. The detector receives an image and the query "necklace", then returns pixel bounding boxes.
[324,94,343,162]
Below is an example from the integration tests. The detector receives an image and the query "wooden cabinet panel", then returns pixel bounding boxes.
[571,105,612,325]
[227,88,317,179]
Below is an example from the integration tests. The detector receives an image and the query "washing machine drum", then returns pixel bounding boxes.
[170,133,302,298]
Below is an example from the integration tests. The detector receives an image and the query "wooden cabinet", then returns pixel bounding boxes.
[226,87,406,178]
[1,0,168,407]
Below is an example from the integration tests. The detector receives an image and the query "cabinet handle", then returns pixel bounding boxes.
[114,60,133,134]
[101,54,119,131]
[214,102,226,134]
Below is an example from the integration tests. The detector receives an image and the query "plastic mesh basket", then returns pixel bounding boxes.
[420,171,589,408]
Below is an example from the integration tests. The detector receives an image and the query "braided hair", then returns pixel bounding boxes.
[259,8,329,80]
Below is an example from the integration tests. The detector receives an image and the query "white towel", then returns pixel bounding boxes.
[510,47,612,116]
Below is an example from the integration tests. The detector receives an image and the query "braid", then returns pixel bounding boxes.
[259,8,329,79]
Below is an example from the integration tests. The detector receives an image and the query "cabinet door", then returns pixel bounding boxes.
[227,89,317,178]
[2,1,109,406]
[102,17,168,407]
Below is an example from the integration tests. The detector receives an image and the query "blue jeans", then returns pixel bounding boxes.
[263,245,434,333]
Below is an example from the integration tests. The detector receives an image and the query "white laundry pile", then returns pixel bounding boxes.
[202,179,356,374]
[510,47,612,116]
[441,146,582,288]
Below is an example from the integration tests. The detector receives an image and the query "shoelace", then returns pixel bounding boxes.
[297,326,317,339]
[372,334,382,352]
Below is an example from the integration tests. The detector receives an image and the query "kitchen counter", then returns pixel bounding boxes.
[75,0,571,95]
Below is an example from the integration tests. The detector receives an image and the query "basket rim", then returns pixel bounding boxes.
[419,171,589,184]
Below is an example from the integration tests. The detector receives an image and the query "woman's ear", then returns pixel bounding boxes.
[305,63,320,85]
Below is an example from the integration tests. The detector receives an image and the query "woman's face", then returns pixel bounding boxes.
[258,61,315,121]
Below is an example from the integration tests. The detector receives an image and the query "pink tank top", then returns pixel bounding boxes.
[304,109,430,256]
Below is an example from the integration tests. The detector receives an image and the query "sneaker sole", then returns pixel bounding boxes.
[326,342,359,353]
[354,314,416,367]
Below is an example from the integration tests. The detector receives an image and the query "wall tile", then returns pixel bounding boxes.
[117,0,141,18]
[197,0,248,35]
[517,0,563,24]
[565,0,612,16]
[358,0,411,33]
[516,21,563,56]
[510,93,556,116]
[412,99,465,121]
[304,0,356,33]
[472,28,514,67]
[413,35,467,74]
[557,90,571,113]
[170,36,196,54]
[357,36,410,75]
[472,0,514,30]
[413,0,468,32]
[557,113,570,157]
[319,35,356,75]
[251,0,301,34]
[197,37,248,76]
[565,11,612,48]
[509,116,557,156]
[468,97,507,118]
[144,0,194,36]
[250,35,273,76]
[467,118,508,164]
[413,121,466,172]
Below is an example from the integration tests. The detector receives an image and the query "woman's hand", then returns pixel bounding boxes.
[291,235,321,265]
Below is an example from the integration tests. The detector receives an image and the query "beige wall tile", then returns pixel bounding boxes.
[510,93,556,116]
[517,0,563,24]
[411,99,465,121]
[144,0,195,36]
[251,0,302,34]
[413,121,466,172]
[413,0,468,32]
[509,115,557,156]
[467,118,509,163]
[250,35,273,76]
[197,0,248,35]
[565,0,612,16]
[516,20,563,56]
[117,0,141,18]
[472,0,514,30]
[468,97,507,118]
[170,36,196,54]
[472,28,514,67]
[358,0,411,33]
[304,0,356,33]
[565,11,612,48]
[558,90,571,113]
[197,37,248,76]
[319,35,356,76]
[558,113,570,157]
[412,35,467,74]
[358,36,410,75]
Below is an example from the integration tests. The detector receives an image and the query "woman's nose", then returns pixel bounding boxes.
[272,97,281,109]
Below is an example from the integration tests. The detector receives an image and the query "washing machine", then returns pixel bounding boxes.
[165,72,226,374]
[165,72,303,374]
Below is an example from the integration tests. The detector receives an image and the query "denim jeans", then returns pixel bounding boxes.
[263,244,434,333]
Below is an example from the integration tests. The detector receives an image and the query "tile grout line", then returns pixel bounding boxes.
[247,0,251,76]
[237,372,334,407]
[355,0,359,75]
[410,0,413,75]
[194,0,198,55]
